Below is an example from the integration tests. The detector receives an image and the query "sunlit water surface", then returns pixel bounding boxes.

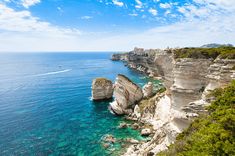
[0,52,160,156]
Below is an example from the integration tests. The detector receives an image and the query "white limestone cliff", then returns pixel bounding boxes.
[142,82,154,98]
[112,48,235,156]
[109,74,143,115]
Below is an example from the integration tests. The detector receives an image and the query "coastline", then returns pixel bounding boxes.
[108,47,235,156]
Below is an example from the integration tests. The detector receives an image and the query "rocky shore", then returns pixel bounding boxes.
[91,47,234,156]
[110,47,235,156]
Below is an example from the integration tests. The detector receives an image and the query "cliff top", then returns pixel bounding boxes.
[200,43,233,48]
[93,78,112,86]
[172,47,235,59]
[117,74,140,88]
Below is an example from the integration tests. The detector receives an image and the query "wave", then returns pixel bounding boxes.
[31,69,72,77]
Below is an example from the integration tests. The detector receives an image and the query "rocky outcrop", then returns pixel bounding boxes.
[109,74,143,115]
[92,78,113,101]
[113,47,163,77]
[143,82,154,98]
[111,48,235,156]
[141,128,152,136]
[111,53,129,61]
[203,59,235,100]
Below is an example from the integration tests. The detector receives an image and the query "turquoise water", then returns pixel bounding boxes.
[0,53,159,156]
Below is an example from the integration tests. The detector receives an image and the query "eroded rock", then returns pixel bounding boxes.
[141,128,152,136]
[125,138,139,144]
[131,123,140,130]
[143,82,154,98]
[109,74,143,115]
[92,78,113,101]
[101,134,116,144]
[118,122,128,129]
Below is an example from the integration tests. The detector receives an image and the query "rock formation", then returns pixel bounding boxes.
[141,128,152,136]
[109,74,143,115]
[142,82,154,98]
[111,47,235,156]
[92,78,113,101]
[111,53,128,61]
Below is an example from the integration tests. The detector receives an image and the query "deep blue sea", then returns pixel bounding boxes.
[0,52,159,156]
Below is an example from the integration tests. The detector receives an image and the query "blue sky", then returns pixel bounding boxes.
[0,0,235,51]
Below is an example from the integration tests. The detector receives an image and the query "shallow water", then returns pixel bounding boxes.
[0,52,160,156]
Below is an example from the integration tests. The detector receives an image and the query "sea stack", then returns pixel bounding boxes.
[109,74,143,115]
[92,78,113,101]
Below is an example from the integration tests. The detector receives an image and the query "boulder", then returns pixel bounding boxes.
[141,128,152,136]
[143,82,154,98]
[125,138,139,144]
[109,101,124,115]
[131,123,140,130]
[133,105,141,118]
[101,134,116,144]
[118,122,128,129]
[92,78,113,101]
[102,143,110,149]
[109,74,143,115]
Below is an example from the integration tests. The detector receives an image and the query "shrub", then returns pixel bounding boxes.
[158,80,235,156]
[173,47,235,59]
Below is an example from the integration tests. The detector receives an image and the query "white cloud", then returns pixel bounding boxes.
[57,7,64,13]
[135,0,143,9]
[0,0,235,52]
[164,10,171,16]
[178,7,186,14]
[148,8,158,16]
[129,13,138,16]
[194,0,235,10]
[112,0,124,7]
[0,4,81,35]
[21,0,41,8]
[81,16,93,20]
[159,3,171,9]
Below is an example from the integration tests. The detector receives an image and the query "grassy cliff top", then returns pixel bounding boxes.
[173,47,235,59]
[93,78,112,86]
[159,80,235,156]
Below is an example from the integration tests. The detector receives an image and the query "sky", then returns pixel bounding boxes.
[0,0,235,52]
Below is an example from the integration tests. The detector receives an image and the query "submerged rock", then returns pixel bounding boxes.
[131,123,140,130]
[102,143,110,149]
[92,78,113,101]
[109,74,143,115]
[118,122,128,129]
[101,134,116,144]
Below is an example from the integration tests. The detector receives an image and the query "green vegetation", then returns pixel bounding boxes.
[158,87,166,94]
[158,80,235,156]
[173,47,235,59]
[93,78,112,86]
[138,97,155,113]
[139,87,166,113]
[232,65,235,70]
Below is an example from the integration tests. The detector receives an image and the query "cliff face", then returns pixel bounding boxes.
[109,74,143,115]
[113,48,235,156]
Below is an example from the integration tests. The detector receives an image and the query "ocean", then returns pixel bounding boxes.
[0,52,159,156]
